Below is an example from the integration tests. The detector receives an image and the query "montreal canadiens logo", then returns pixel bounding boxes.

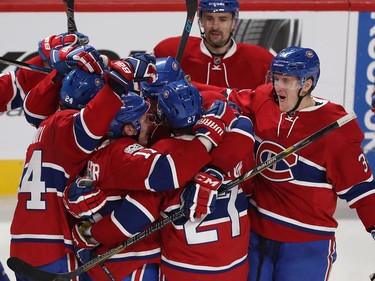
[172,61,178,71]
[256,140,298,182]
[306,50,314,58]
[94,77,102,86]
[124,143,144,154]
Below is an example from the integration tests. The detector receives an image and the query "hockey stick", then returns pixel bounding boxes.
[0,1,78,75]
[176,0,198,63]
[0,1,77,75]
[62,1,116,280]
[0,56,51,74]
[63,0,77,34]
[6,111,356,281]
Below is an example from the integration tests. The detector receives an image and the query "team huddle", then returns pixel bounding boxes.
[2,1,375,281]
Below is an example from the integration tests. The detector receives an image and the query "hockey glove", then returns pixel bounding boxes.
[181,166,224,222]
[50,45,105,76]
[127,53,157,83]
[38,32,89,63]
[205,100,237,127]
[106,54,157,94]
[193,100,237,147]
[228,101,243,117]
[71,221,98,264]
[63,176,107,221]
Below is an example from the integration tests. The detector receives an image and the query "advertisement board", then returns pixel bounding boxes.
[354,12,375,170]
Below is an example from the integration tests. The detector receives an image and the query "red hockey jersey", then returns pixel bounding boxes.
[0,56,46,112]
[153,36,274,90]
[158,116,255,281]
[10,80,123,267]
[228,83,375,242]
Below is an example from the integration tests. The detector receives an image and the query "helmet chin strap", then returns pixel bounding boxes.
[288,88,309,116]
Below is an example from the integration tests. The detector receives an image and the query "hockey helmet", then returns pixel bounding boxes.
[141,56,185,100]
[60,68,105,110]
[198,0,239,22]
[157,79,203,129]
[270,46,320,88]
[108,92,150,138]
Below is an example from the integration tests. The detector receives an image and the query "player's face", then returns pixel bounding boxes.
[137,113,152,145]
[273,74,302,112]
[200,12,235,49]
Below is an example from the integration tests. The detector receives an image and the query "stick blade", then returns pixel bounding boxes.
[7,257,66,281]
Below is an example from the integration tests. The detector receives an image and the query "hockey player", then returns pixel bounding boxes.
[157,82,254,281]
[69,79,254,281]
[64,79,236,280]
[153,0,274,90]
[225,46,375,281]
[10,45,157,281]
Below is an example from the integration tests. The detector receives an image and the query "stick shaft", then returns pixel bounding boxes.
[0,56,51,74]
[63,0,77,33]
[176,0,198,63]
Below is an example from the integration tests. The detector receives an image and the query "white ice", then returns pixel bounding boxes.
[1,196,374,281]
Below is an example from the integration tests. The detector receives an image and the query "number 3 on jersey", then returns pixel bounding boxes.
[19,150,47,210]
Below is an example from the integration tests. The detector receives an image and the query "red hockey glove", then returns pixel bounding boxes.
[71,221,98,263]
[181,167,224,222]
[63,176,107,221]
[51,45,105,76]
[38,32,89,62]
[106,53,157,95]
[193,100,237,147]
[193,116,225,147]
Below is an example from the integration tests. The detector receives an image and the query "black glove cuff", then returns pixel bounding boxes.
[109,79,129,97]
[202,164,225,175]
